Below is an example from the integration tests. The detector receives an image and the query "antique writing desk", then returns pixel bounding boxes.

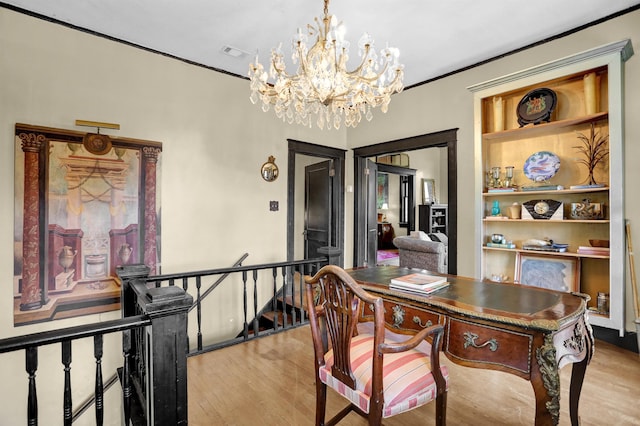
[348,266,593,426]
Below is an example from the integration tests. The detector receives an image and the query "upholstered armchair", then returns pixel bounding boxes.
[305,265,448,426]
[393,233,447,274]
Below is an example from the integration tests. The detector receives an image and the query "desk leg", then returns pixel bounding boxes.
[532,335,560,426]
[533,320,593,426]
[569,357,587,426]
[568,320,594,426]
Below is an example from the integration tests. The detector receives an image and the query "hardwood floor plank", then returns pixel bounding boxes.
[188,325,640,425]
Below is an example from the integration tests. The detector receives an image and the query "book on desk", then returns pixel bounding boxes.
[389,273,449,294]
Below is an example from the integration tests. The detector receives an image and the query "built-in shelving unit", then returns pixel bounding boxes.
[419,204,448,235]
[469,40,633,335]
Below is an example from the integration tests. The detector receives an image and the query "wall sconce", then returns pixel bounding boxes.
[261,156,279,182]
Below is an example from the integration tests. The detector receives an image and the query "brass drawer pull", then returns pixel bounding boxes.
[463,331,499,352]
[413,316,433,329]
[392,305,405,328]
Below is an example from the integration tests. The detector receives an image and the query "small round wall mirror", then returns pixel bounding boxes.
[261,156,279,182]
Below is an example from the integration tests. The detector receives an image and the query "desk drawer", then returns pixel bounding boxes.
[361,300,442,332]
[446,318,533,375]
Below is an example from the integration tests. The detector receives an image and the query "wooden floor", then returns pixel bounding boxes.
[188,325,640,425]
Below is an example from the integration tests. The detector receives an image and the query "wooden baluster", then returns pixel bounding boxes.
[196,276,203,350]
[183,277,190,350]
[62,340,72,426]
[288,266,297,325]
[94,335,104,426]
[271,267,278,330]
[252,269,259,336]
[122,330,132,426]
[26,346,38,426]
[298,267,306,322]
[242,270,249,339]
[281,266,289,327]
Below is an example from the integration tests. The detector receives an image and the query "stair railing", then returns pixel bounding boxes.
[0,271,192,426]
[137,256,328,354]
[0,253,338,424]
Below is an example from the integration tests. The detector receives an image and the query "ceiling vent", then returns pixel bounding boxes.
[221,45,249,58]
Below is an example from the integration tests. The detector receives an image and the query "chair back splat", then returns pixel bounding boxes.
[305,265,448,426]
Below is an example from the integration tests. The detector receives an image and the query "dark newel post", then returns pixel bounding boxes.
[117,264,193,425]
[117,264,192,425]
[118,264,150,311]
[318,246,342,266]
[143,285,192,425]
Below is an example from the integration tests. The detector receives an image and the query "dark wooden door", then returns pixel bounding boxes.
[305,160,332,265]
[366,160,378,266]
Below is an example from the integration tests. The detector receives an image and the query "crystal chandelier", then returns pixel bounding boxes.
[248,0,404,130]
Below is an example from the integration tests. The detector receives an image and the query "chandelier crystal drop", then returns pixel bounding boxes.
[248,0,404,130]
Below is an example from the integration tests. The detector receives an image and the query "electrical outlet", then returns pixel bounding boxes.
[270,201,279,211]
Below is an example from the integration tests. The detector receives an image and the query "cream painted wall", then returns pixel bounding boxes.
[348,10,640,331]
[409,147,448,206]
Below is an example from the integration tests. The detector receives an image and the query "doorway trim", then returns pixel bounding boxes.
[287,139,346,265]
[352,128,458,274]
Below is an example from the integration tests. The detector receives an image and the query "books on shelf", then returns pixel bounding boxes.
[521,184,564,191]
[487,187,516,193]
[577,246,610,255]
[522,244,567,252]
[486,242,516,249]
[569,184,606,190]
[390,273,449,294]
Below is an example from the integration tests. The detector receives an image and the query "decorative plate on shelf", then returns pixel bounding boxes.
[516,87,557,126]
[523,151,560,182]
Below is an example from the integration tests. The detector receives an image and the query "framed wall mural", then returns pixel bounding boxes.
[13,124,162,325]
[515,253,580,292]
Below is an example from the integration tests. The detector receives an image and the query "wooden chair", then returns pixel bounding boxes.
[305,265,448,426]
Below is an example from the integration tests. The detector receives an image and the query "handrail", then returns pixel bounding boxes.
[146,256,325,282]
[0,315,150,354]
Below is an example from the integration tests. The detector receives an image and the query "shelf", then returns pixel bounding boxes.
[482,246,610,259]
[483,187,609,197]
[483,218,610,224]
[482,112,608,141]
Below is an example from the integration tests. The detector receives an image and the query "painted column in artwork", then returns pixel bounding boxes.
[19,132,46,310]
[142,146,161,274]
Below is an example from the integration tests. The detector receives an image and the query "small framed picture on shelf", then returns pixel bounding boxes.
[515,253,580,292]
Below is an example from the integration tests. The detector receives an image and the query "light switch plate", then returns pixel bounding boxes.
[270,201,279,211]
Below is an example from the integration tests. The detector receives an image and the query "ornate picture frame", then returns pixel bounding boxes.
[515,253,580,292]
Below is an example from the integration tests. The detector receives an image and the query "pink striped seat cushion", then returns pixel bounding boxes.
[319,332,449,418]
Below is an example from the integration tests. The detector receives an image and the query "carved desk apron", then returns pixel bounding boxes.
[348,266,593,426]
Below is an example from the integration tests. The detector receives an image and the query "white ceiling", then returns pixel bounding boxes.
[3,0,639,87]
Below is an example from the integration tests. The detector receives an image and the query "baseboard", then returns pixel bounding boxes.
[592,325,639,353]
